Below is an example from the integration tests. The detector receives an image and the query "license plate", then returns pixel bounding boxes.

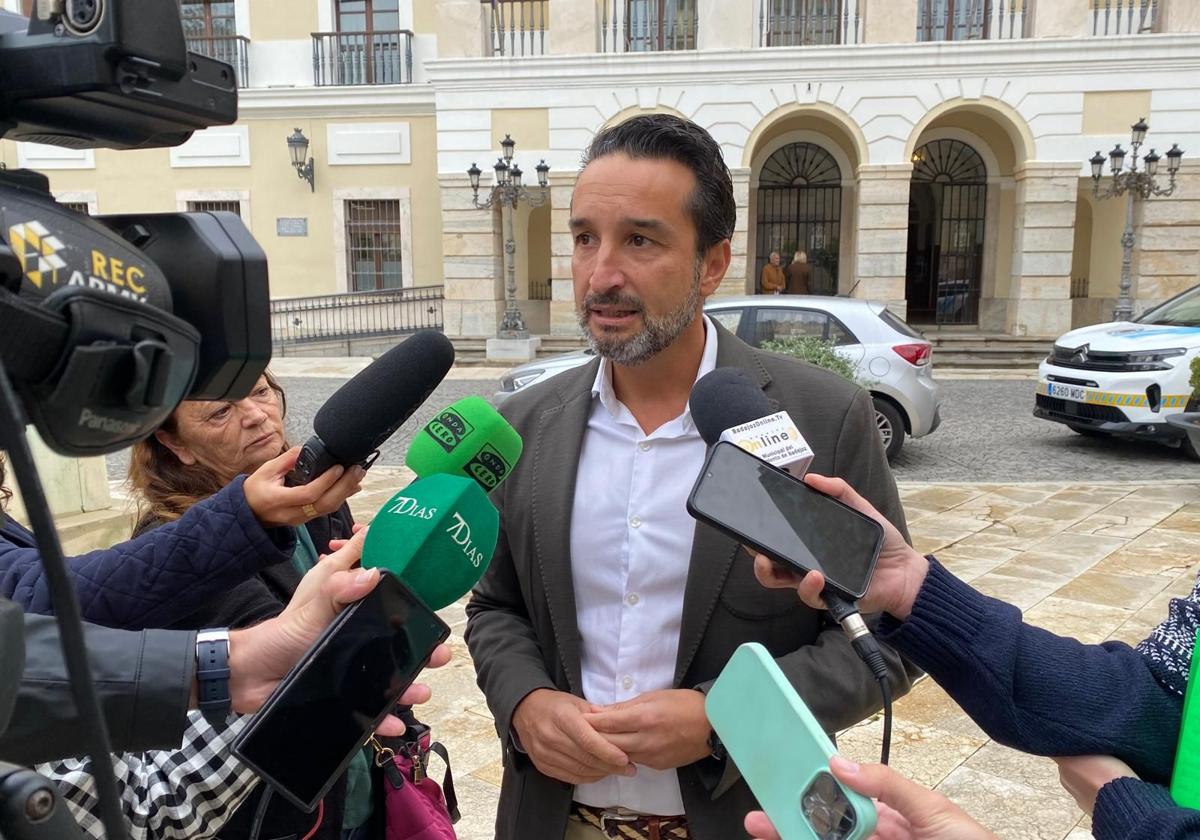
[1048,383,1087,402]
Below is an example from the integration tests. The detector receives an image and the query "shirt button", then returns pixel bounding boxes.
[621,676,633,690]
[630,516,642,528]
[638,441,651,452]
[626,593,640,606]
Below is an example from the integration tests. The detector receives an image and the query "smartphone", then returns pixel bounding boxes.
[232,570,451,812]
[686,441,884,599]
[706,643,877,840]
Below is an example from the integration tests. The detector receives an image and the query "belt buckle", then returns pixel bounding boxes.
[600,808,639,837]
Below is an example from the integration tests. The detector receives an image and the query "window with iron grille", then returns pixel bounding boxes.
[345,200,404,291]
[187,200,242,216]
[60,201,90,215]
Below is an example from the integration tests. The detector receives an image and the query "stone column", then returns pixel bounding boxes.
[439,173,504,337]
[1132,162,1200,314]
[853,164,912,317]
[1028,0,1089,37]
[549,172,580,336]
[1006,163,1078,336]
[713,168,751,298]
[697,0,754,50]
[551,0,600,54]
[435,1,486,58]
[863,0,917,43]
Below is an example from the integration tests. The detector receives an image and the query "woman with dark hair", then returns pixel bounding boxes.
[121,373,391,840]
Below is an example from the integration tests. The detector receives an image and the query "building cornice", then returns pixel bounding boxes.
[424,34,1200,92]
[237,85,437,119]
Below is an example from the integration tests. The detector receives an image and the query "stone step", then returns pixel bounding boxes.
[52,505,137,555]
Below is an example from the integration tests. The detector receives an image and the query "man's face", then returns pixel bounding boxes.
[770,252,781,265]
[570,153,725,366]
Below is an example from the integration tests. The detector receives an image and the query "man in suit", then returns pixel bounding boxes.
[465,114,915,840]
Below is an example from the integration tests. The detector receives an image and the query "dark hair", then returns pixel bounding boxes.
[582,114,736,257]
[128,371,288,526]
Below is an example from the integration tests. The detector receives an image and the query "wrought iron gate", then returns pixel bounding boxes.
[906,139,987,325]
[754,142,841,295]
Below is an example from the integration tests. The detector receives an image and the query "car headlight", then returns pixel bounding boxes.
[510,369,545,390]
[1124,348,1188,371]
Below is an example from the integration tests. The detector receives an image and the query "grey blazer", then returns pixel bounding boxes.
[465,324,917,840]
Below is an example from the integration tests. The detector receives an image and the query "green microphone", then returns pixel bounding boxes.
[405,396,523,492]
[361,473,499,610]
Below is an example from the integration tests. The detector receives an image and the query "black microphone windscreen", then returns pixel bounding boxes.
[312,330,455,463]
[689,367,772,446]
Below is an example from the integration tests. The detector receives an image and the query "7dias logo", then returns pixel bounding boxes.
[464,443,511,490]
[386,496,437,520]
[445,512,488,567]
[424,409,475,453]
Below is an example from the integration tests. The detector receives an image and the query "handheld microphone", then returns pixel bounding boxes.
[689,368,813,478]
[405,396,523,492]
[361,473,499,610]
[291,330,455,483]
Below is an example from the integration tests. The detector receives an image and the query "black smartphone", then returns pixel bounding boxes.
[686,441,885,599]
[232,571,451,812]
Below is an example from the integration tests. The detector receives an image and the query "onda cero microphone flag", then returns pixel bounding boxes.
[406,396,523,492]
[361,473,500,610]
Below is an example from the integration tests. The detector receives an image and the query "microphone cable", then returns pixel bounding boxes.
[823,592,893,766]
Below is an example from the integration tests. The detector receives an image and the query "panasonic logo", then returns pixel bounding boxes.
[77,408,138,435]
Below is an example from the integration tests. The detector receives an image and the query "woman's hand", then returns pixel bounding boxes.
[243,447,365,527]
[1054,755,1138,815]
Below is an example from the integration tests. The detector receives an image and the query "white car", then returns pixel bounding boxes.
[496,296,943,461]
[1035,283,1200,459]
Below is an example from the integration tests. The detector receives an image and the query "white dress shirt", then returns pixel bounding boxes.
[570,316,719,816]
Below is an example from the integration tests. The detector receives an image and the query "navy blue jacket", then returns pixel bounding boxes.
[1,475,295,629]
[878,559,1200,840]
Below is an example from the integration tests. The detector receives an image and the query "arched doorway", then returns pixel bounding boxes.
[754,142,841,296]
[905,139,987,325]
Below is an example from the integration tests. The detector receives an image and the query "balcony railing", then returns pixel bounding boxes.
[186,35,250,87]
[485,0,549,56]
[599,0,697,53]
[916,0,1026,41]
[311,30,414,86]
[758,0,862,46]
[1091,0,1157,35]
[270,287,444,345]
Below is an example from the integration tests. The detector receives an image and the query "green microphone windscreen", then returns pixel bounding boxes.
[361,473,499,610]
[405,396,523,492]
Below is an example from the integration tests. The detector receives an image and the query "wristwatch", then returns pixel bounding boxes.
[196,628,231,725]
[707,729,727,762]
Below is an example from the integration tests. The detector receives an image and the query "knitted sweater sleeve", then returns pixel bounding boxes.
[1092,778,1200,840]
[877,559,1184,783]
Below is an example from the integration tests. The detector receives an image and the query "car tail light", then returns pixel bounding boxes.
[892,343,931,366]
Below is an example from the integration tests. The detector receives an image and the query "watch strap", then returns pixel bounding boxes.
[196,628,231,725]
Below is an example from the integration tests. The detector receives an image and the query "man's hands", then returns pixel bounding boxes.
[745,756,997,840]
[584,689,713,771]
[1054,755,1138,814]
[511,689,636,785]
[753,473,929,621]
[225,528,451,736]
[243,447,365,527]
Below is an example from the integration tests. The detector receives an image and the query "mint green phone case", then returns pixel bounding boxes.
[705,643,877,840]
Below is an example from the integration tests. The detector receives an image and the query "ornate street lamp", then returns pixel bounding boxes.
[466,136,551,339]
[286,128,315,192]
[1089,118,1184,322]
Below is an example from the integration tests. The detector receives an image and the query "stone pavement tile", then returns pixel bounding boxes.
[1022,531,1129,564]
[935,765,1082,840]
[907,513,995,533]
[1052,569,1172,611]
[949,493,1037,522]
[990,551,1105,585]
[1043,487,1133,507]
[470,758,504,787]
[1065,827,1093,840]
[1159,503,1200,533]
[962,516,1074,550]
[971,572,1064,612]
[892,678,989,742]
[900,486,986,513]
[1023,597,1133,645]
[934,551,1011,583]
[835,717,984,789]
[985,485,1068,504]
[1065,512,1155,540]
[963,741,1072,799]
[419,634,488,726]
[1123,484,1200,504]
[449,774,503,840]
[433,709,503,778]
[1023,498,1115,524]
[1107,612,1160,646]
[1090,528,1200,578]
[1093,497,1186,529]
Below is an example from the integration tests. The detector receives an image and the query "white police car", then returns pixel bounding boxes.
[1035,284,1200,458]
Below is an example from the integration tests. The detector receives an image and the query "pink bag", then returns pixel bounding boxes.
[373,732,459,840]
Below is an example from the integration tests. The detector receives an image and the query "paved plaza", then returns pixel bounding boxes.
[343,465,1200,840]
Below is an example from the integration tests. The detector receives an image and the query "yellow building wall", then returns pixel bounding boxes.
[251,0,319,39]
[2,115,445,300]
[1082,91,1153,135]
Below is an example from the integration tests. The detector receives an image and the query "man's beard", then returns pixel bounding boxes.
[577,268,702,366]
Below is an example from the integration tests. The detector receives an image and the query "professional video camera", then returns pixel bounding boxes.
[0,2,271,837]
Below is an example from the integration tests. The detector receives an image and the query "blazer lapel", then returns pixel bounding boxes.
[529,360,599,696]
[674,327,778,685]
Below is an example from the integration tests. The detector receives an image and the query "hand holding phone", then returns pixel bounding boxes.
[707,644,876,840]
